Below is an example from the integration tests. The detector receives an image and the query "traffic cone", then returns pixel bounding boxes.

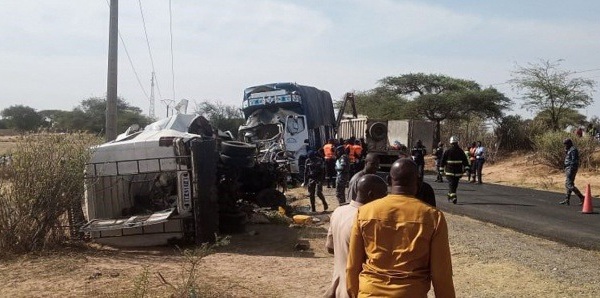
[581,184,594,214]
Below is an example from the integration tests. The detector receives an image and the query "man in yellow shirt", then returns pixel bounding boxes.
[346,158,455,298]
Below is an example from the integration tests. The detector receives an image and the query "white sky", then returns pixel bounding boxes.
[1,0,600,119]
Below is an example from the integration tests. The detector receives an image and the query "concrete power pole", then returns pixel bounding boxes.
[149,72,155,119]
[105,0,118,142]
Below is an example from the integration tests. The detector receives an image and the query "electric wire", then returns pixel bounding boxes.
[104,0,150,101]
[169,0,176,101]
[137,0,163,100]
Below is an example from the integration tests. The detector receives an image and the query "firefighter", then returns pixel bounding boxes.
[433,142,444,182]
[323,139,336,188]
[411,139,427,183]
[441,136,470,204]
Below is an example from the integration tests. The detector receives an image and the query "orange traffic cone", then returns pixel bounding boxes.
[581,184,594,214]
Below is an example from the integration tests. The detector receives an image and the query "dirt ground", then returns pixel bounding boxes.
[1,155,600,297]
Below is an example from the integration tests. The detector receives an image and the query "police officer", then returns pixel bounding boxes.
[559,138,585,206]
[335,146,351,204]
[441,136,470,204]
[303,150,329,212]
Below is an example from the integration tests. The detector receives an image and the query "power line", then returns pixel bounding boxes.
[104,0,150,101]
[169,0,176,101]
[136,0,163,100]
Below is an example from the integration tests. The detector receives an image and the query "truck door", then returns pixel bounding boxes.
[283,115,309,174]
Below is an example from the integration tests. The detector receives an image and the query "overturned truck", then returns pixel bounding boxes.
[81,114,286,246]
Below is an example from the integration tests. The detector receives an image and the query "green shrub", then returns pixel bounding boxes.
[0,133,101,256]
[532,131,598,170]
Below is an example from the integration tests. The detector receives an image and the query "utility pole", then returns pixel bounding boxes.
[149,72,156,119]
[105,0,118,142]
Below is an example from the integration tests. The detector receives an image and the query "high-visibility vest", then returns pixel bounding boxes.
[347,145,356,163]
[323,144,335,159]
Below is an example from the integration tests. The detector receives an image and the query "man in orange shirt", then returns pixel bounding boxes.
[323,139,337,188]
[346,158,455,298]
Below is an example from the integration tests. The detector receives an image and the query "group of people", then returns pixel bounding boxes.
[303,137,367,212]
[325,157,454,297]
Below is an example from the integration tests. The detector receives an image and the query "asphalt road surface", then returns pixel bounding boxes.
[425,175,600,251]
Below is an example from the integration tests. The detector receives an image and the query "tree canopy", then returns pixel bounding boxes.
[1,105,44,131]
[510,59,595,131]
[194,100,244,138]
[375,73,511,144]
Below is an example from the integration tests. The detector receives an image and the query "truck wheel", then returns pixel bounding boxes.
[369,122,387,141]
[221,141,256,157]
[220,154,256,168]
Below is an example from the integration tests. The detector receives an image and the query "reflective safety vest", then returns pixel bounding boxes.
[323,144,335,159]
[351,144,362,163]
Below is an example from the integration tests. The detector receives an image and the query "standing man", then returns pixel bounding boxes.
[411,139,427,183]
[303,151,329,212]
[433,142,444,182]
[324,174,388,298]
[467,142,476,183]
[441,136,470,204]
[335,147,351,204]
[474,141,486,184]
[323,139,337,188]
[346,153,380,203]
[559,138,585,205]
[346,159,455,297]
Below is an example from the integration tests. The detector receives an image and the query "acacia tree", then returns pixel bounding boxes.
[345,87,410,120]
[1,105,44,132]
[510,59,595,131]
[379,73,512,144]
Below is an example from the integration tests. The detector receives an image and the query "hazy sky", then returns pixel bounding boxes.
[2,0,600,119]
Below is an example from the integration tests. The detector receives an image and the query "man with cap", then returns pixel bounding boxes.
[346,158,455,297]
[303,150,329,212]
[559,138,585,205]
[324,174,388,298]
[441,136,470,204]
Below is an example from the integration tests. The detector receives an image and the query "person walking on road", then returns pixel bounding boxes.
[474,141,486,184]
[346,158,455,297]
[433,142,444,182]
[559,138,585,206]
[441,136,470,204]
[303,150,329,212]
[325,174,388,298]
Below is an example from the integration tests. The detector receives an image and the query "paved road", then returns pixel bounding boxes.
[425,175,600,250]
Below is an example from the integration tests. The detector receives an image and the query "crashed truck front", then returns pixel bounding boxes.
[238,83,336,177]
[81,114,220,246]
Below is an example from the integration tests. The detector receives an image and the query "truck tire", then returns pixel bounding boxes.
[220,154,256,168]
[221,141,256,157]
[369,122,387,141]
